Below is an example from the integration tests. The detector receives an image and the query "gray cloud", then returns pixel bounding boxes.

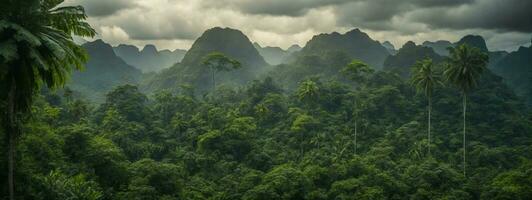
[334,0,475,32]
[410,0,532,32]
[67,0,136,17]
[113,14,200,41]
[201,0,351,16]
[74,0,531,52]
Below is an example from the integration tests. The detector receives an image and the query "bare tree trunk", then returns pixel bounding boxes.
[462,94,467,177]
[6,78,17,200]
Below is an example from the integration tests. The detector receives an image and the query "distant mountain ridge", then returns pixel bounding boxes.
[456,35,488,52]
[300,28,390,69]
[113,44,187,72]
[181,27,267,67]
[383,41,444,78]
[70,39,142,102]
[253,42,289,65]
[492,44,532,105]
[287,44,302,53]
[382,41,397,55]
[143,27,269,93]
[73,29,529,105]
[253,42,303,65]
[422,40,453,56]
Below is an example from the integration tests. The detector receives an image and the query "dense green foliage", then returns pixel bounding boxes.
[2,64,531,199]
[0,0,95,199]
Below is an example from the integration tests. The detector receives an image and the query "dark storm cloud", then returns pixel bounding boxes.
[409,0,474,7]
[201,0,352,16]
[334,0,475,32]
[73,0,136,17]
[77,0,531,51]
[411,0,532,32]
[203,0,473,17]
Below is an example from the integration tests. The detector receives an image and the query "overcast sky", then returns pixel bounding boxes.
[65,0,532,52]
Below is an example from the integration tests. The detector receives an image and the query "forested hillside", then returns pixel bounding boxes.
[1,1,531,199]
[299,29,390,69]
[492,44,532,105]
[69,40,142,102]
[383,41,443,78]
[142,27,269,94]
[2,67,531,199]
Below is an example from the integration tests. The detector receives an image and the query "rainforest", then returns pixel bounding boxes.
[1,0,531,199]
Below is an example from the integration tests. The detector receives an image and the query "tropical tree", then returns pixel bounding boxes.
[0,0,95,199]
[296,79,320,108]
[444,44,489,176]
[410,58,442,156]
[340,60,374,155]
[201,52,242,91]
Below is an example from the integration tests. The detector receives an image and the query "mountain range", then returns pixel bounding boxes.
[253,42,298,65]
[143,27,269,93]
[492,44,532,104]
[383,41,444,78]
[69,39,142,102]
[300,29,390,69]
[113,44,187,72]
[69,27,530,105]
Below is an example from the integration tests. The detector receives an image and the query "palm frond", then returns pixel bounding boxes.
[48,6,96,37]
[0,39,19,62]
[0,0,95,111]
[444,44,489,93]
[41,0,65,10]
[410,58,443,97]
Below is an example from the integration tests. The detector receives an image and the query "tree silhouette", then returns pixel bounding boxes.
[411,58,442,156]
[201,52,242,91]
[444,44,489,176]
[340,60,374,155]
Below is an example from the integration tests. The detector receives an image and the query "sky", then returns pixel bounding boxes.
[65,0,532,52]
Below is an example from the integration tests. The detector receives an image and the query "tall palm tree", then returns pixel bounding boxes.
[340,60,374,155]
[410,58,442,156]
[444,44,488,176]
[201,52,242,91]
[0,0,95,199]
[296,79,320,107]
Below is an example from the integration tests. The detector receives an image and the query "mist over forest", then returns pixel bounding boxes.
[1,0,532,199]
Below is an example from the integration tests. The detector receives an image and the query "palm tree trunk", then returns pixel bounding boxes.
[428,96,431,156]
[353,98,358,155]
[6,78,17,200]
[462,94,467,177]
